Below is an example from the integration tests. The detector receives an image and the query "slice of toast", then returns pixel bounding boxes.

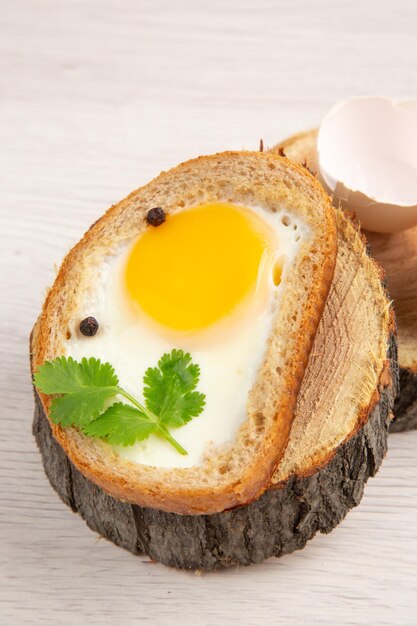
[272,131,417,432]
[32,151,337,515]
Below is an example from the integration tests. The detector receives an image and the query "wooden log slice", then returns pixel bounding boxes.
[271,131,417,432]
[31,210,398,570]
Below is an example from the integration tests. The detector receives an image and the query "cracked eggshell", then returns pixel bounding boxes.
[317,97,417,233]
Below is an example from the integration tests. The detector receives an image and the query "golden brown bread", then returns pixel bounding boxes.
[32,151,337,515]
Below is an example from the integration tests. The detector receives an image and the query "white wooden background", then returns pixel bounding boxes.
[1,1,417,624]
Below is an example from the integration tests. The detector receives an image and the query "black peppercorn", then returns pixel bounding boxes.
[146,207,166,227]
[79,316,99,336]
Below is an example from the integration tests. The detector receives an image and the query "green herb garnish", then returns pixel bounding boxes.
[34,349,206,455]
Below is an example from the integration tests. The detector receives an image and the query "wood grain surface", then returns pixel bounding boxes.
[1,1,417,624]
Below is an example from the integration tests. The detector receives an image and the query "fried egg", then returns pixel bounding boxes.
[64,202,308,468]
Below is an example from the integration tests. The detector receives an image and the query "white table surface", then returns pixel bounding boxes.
[1,1,417,624]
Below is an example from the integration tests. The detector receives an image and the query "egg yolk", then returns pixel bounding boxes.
[125,202,278,332]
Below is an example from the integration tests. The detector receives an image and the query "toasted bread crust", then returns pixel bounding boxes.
[32,151,337,514]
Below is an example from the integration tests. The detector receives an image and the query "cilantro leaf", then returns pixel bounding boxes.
[34,349,206,455]
[84,403,156,446]
[34,356,118,394]
[34,356,119,428]
[49,389,116,427]
[143,349,206,428]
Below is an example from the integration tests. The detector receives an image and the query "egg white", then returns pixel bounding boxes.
[63,205,309,469]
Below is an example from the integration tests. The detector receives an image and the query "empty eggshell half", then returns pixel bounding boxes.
[317,97,417,233]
